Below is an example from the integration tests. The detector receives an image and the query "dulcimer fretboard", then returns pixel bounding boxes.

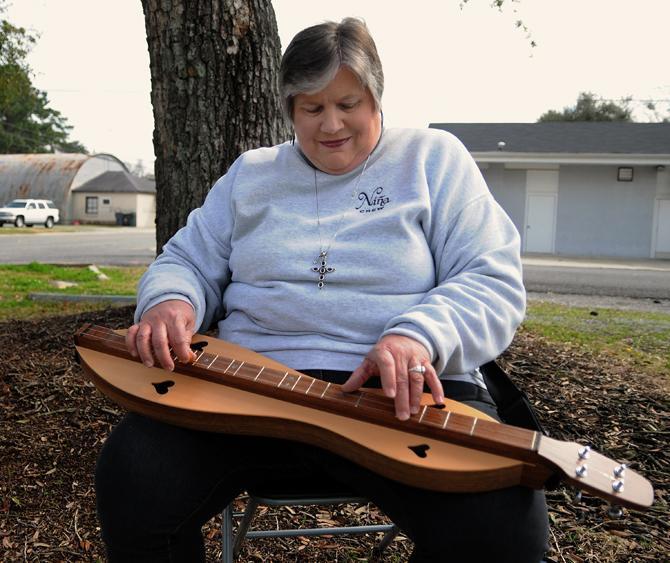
[74,323,541,464]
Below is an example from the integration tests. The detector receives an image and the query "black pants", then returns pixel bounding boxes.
[95,372,549,562]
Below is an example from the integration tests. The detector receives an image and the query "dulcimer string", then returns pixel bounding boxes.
[82,326,462,421]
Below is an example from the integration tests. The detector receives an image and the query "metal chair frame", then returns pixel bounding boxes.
[221,492,400,562]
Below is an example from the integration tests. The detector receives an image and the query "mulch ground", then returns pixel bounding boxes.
[0,306,667,562]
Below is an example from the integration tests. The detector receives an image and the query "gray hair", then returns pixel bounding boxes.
[279,18,384,120]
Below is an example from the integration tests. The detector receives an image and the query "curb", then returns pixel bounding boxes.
[28,293,136,304]
[522,257,670,272]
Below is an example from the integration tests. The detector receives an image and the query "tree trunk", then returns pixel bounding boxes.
[141,0,290,252]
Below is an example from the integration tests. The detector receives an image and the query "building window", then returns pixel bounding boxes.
[86,196,99,214]
[617,167,634,182]
[102,198,111,205]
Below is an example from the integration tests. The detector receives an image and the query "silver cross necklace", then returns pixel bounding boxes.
[311,155,371,289]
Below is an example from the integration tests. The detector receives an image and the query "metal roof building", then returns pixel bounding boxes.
[0,153,128,223]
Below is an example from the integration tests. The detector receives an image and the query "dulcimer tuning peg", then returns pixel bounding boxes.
[608,504,623,519]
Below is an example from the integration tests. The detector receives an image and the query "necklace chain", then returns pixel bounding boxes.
[311,155,371,289]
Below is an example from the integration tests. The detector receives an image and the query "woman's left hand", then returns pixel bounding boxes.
[342,334,444,421]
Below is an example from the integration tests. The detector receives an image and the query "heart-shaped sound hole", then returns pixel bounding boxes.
[408,444,430,458]
[152,380,175,395]
[190,341,208,353]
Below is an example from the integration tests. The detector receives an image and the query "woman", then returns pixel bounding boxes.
[97,18,549,562]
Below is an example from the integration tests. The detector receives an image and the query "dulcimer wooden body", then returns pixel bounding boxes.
[74,324,654,510]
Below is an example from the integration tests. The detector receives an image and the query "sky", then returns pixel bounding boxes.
[5,0,669,171]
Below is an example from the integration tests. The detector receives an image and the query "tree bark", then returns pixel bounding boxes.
[141,0,290,251]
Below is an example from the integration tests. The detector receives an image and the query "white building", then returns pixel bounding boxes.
[71,170,155,228]
[430,123,670,259]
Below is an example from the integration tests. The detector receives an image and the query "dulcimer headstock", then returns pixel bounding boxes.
[537,435,654,510]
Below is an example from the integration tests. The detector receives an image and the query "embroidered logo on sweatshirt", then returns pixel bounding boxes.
[356,186,390,213]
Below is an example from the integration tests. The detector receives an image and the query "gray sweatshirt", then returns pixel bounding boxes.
[135,128,525,386]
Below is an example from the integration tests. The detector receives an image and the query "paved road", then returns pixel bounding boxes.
[523,259,670,299]
[1,227,669,299]
[0,227,157,266]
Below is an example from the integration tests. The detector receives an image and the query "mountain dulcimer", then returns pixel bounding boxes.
[74,323,654,510]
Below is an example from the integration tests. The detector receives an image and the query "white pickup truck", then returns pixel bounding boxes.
[0,198,60,228]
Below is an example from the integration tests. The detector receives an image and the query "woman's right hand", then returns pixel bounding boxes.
[125,299,197,371]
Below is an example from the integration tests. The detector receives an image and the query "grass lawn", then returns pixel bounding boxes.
[0,262,145,320]
[525,301,670,376]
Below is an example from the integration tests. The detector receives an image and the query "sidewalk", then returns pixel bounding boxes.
[522,254,670,272]
[0,224,156,235]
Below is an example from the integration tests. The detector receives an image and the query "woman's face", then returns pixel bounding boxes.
[292,67,381,175]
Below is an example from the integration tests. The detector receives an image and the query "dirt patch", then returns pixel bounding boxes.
[1,308,667,562]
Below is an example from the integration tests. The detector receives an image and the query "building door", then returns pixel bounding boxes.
[525,193,556,253]
[654,199,670,257]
